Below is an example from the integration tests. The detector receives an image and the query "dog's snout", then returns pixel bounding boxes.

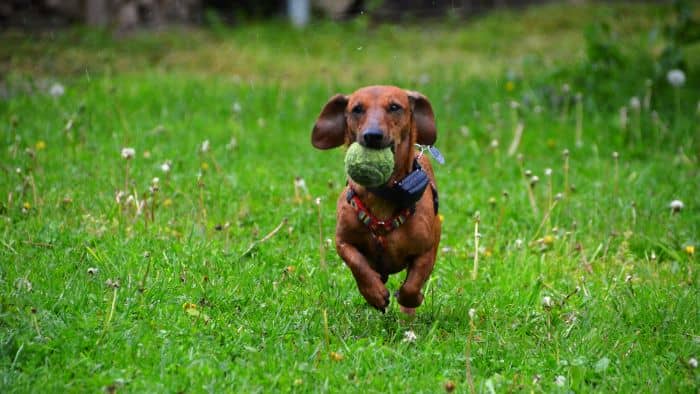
[362,128,384,148]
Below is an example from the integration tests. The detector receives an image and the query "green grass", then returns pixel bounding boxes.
[1,2,699,393]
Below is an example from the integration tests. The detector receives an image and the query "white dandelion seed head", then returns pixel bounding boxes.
[562,84,570,93]
[510,100,519,109]
[49,83,65,97]
[403,330,417,343]
[629,96,641,110]
[667,69,686,87]
[689,357,698,369]
[530,175,540,185]
[490,139,499,148]
[294,177,306,188]
[226,137,238,150]
[200,139,210,153]
[315,197,321,206]
[160,161,171,173]
[612,151,619,159]
[669,199,684,212]
[541,296,553,308]
[87,267,99,275]
[514,239,524,249]
[545,168,552,177]
[152,177,160,185]
[231,101,242,114]
[468,308,476,320]
[555,192,564,201]
[115,190,125,204]
[121,147,135,160]
[554,375,566,387]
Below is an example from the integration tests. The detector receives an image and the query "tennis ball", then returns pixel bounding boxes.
[344,142,394,187]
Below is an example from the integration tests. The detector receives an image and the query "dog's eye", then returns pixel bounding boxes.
[388,103,402,112]
[351,104,364,115]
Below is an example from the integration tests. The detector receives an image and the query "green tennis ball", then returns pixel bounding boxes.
[344,142,394,187]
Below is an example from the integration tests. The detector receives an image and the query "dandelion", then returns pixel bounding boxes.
[468,308,477,320]
[115,190,126,205]
[514,239,524,249]
[231,101,242,114]
[667,69,685,125]
[685,245,695,256]
[329,351,344,361]
[689,357,698,369]
[505,80,515,92]
[87,267,99,275]
[226,137,238,150]
[669,199,684,214]
[403,330,417,343]
[200,140,210,153]
[554,375,566,387]
[529,175,539,187]
[160,160,171,173]
[667,69,686,87]
[541,295,553,309]
[490,139,499,149]
[49,83,65,97]
[120,147,135,160]
[629,96,640,110]
[14,277,32,292]
[293,176,310,203]
[35,140,46,151]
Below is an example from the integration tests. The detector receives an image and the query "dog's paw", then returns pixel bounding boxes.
[396,287,424,308]
[359,282,390,312]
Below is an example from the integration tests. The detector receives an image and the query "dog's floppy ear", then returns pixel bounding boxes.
[312,94,348,149]
[407,91,437,145]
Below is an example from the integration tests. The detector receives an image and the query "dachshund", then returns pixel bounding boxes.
[311,86,441,314]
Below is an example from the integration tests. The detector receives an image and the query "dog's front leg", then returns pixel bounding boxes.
[396,246,437,315]
[336,240,390,312]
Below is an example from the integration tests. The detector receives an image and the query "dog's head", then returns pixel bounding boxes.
[311,86,436,151]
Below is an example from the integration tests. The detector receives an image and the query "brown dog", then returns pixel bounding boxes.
[311,86,441,314]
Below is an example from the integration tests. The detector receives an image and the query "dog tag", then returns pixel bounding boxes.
[428,146,445,164]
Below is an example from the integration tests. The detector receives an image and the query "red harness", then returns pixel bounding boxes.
[347,189,414,236]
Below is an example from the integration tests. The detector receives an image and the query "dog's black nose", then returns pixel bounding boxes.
[362,128,384,148]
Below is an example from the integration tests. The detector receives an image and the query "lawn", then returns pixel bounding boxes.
[1,2,699,393]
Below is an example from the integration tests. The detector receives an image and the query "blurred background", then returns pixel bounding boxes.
[2,0,579,30]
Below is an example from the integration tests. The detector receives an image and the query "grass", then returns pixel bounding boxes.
[1,2,699,393]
